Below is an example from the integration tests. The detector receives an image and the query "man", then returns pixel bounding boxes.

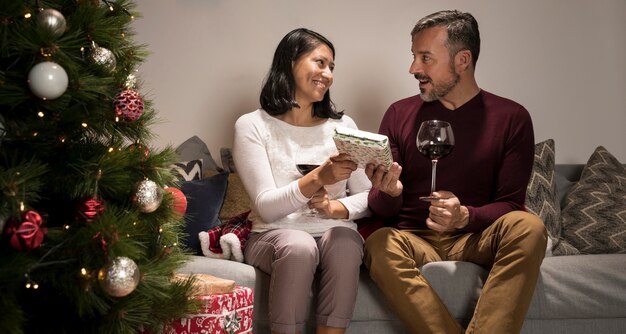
[364,10,547,334]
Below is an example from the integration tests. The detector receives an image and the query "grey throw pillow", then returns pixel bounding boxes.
[175,135,222,172]
[560,146,626,254]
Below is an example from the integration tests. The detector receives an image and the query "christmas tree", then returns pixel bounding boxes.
[0,1,197,333]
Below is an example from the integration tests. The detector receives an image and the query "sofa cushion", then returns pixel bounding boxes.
[526,254,626,319]
[561,146,626,254]
[180,172,228,255]
[524,139,579,256]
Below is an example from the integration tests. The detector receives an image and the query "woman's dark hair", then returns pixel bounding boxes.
[411,10,481,68]
[260,28,343,119]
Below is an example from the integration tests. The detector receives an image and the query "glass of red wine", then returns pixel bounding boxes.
[416,120,455,201]
[295,147,323,216]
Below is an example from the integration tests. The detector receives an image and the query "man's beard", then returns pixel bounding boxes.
[416,71,460,102]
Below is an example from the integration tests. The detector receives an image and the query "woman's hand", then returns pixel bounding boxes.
[298,153,357,199]
[317,153,357,186]
[308,188,350,219]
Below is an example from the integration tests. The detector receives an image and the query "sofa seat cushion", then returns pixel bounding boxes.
[410,255,626,323]
[527,254,626,319]
[421,261,488,326]
[351,269,403,322]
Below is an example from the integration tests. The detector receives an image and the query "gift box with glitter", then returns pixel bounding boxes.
[333,126,393,171]
[162,286,254,334]
[172,273,236,296]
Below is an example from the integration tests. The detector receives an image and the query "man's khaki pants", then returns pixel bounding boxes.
[364,211,547,334]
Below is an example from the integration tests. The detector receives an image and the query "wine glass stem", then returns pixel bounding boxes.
[430,159,438,196]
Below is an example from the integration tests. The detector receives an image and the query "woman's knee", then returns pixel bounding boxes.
[275,230,318,266]
[320,227,363,251]
[319,227,364,269]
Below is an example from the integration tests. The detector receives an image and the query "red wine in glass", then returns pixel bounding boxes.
[296,164,320,176]
[416,120,455,201]
[295,147,323,216]
[419,143,454,160]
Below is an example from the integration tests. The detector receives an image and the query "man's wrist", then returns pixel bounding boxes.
[455,206,470,230]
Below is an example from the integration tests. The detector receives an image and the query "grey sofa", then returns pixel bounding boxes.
[178,164,626,333]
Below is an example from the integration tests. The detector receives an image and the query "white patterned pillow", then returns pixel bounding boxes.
[171,159,203,182]
[560,146,626,254]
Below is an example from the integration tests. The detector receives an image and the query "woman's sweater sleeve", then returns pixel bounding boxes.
[232,115,309,223]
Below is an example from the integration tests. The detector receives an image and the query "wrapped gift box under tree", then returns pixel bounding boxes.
[148,274,254,334]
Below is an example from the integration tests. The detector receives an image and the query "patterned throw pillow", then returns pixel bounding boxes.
[171,159,203,182]
[524,139,579,256]
[560,146,626,254]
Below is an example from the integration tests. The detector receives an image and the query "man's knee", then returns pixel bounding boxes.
[501,211,548,254]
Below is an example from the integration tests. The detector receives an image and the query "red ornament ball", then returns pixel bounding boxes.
[128,143,150,161]
[164,187,187,216]
[76,197,106,223]
[114,89,144,121]
[4,210,47,251]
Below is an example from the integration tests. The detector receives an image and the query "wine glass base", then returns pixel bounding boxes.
[419,195,439,202]
[302,209,319,217]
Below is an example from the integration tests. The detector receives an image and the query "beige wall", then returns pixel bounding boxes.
[133,0,626,164]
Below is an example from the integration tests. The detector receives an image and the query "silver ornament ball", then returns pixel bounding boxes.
[90,46,116,72]
[133,180,163,213]
[37,9,67,38]
[98,256,140,297]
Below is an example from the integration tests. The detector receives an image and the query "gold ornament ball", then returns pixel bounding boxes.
[97,256,140,297]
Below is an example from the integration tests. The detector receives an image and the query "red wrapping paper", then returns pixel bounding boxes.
[162,286,254,334]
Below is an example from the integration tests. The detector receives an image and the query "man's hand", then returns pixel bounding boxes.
[426,191,469,232]
[365,162,403,197]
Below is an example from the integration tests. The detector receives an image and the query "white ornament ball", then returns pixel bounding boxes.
[27,61,69,100]
[98,256,140,297]
[132,180,163,213]
[37,9,67,38]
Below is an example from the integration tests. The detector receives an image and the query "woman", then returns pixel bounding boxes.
[233,28,371,334]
